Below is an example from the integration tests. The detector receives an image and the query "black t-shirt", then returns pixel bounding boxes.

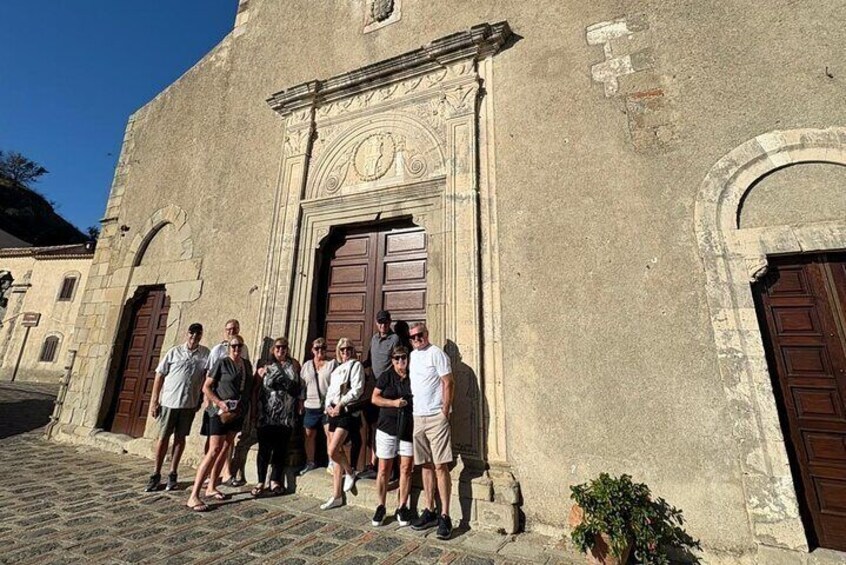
[375,367,413,441]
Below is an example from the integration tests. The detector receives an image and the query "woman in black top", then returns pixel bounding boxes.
[251,337,302,497]
[370,345,414,526]
[186,334,253,512]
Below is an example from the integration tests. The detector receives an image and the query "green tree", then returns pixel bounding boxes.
[0,150,48,187]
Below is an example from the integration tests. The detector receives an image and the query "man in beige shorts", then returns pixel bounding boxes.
[407,323,455,540]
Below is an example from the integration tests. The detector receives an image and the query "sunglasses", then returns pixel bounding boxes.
[229,343,244,349]
[392,355,408,361]
[340,347,354,352]
[409,333,425,341]
[189,331,203,335]
[313,346,326,351]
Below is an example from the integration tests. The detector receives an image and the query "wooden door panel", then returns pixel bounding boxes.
[755,254,846,551]
[327,293,367,314]
[384,260,426,283]
[111,288,169,438]
[385,231,426,254]
[804,433,846,463]
[330,265,369,286]
[383,289,426,312]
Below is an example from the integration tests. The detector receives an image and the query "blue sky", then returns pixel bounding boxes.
[1,1,237,233]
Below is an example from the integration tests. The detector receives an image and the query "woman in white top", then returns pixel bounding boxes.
[299,337,337,476]
[320,337,364,510]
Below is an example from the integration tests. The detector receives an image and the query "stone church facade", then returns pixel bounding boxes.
[53,1,846,561]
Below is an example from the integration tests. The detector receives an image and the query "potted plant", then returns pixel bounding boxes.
[568,473,700,565]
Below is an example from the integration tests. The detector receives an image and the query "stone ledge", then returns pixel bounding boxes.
[294,467,519,534]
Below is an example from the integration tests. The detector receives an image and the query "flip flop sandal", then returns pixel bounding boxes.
[251,486,265,498]
[270,486,284,496]
[206,491,229,501]
[188,502,209,512]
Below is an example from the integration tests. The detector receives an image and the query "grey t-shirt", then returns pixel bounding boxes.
[206,357,253,415]
[368,332,401,379]
[155,343,210,409]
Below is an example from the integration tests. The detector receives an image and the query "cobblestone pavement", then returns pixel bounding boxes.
[0,383,575,565]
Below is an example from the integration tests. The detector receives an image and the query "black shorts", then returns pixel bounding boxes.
[363,402,380,425]
[200,411,209,436]
[206,413,244,436]
[327,412,355,433]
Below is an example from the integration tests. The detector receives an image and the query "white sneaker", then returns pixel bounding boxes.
[343,472,356,492]
[320,496,343,510]
[326,461,335,475]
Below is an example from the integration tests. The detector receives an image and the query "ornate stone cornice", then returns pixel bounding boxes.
[267,21,511,116]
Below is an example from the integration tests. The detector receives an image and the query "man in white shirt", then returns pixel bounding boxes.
[144,323,209,492]
[407,323,455,540]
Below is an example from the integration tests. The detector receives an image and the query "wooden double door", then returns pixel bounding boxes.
[317,224,427,356]
[110,288,170,438]
[754,253,846,551]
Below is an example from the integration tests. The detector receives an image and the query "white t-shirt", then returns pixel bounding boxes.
[409,344,451,416]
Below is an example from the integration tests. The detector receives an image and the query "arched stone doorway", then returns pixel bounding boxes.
[695,127,846,553]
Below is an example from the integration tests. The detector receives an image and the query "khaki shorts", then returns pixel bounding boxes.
[412,413,453,465]
[157,407,195,439]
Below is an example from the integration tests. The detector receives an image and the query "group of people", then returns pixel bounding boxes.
[143,311,457,540]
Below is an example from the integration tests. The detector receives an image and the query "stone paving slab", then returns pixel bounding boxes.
[0,382,579,564]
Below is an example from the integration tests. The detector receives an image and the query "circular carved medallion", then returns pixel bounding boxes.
[353,133,395,182]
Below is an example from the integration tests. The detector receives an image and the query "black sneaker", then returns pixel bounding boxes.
[411,508,438,531]
[436,514,453,540]
[144,473,161,492]
[165,472,178,491]
[371,504,386,526]
[396,505,414,527]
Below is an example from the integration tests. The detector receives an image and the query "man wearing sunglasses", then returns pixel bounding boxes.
[144,323,209,492]
[407,322,455,540]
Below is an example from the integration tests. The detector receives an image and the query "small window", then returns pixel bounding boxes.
[58,277,77,301]
[39,336,60,363]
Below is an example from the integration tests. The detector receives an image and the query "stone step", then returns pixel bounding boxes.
[291,463,520,534]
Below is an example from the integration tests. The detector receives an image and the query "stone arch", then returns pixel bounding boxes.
[694,127,846,552]
[124,204,193,268]
[307,113,447,200]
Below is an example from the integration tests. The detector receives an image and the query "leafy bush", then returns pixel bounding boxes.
[570,473,700,564]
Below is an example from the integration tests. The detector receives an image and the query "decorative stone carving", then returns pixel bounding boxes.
[364,0,401,33]
[285,129,311,156]
[353,133,396,181]
[371,0,394,22]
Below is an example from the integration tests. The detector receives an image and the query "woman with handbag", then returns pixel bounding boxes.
[320,337,364,510]
[370,345,415,526]
[251,337,302,497]
[186,334,253,512]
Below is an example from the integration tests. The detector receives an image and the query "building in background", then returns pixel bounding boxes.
[0,243,94,383]
[49,1,846,561]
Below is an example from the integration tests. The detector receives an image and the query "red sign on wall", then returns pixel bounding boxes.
[21,312,40,327]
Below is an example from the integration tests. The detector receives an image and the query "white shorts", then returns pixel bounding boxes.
[375,429,413,459]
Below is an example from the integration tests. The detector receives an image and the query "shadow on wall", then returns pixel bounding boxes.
[444,339,492,526]
[0,396,55,439]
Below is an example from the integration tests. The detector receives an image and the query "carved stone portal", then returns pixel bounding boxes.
[261,22,511,465]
